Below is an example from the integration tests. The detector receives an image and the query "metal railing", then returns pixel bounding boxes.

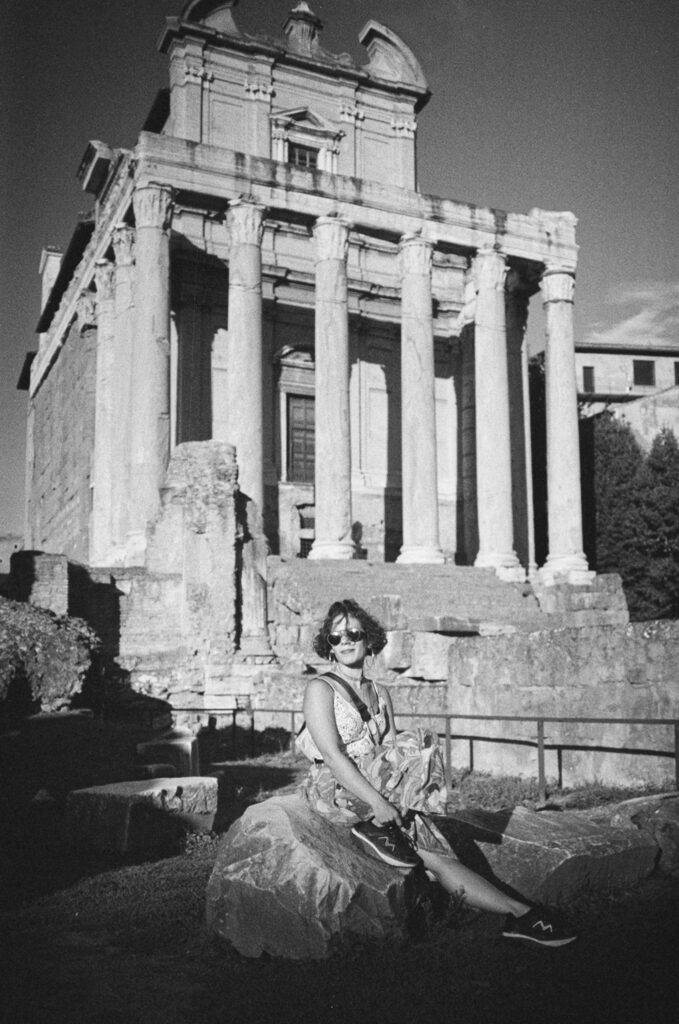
[181,706,679,803]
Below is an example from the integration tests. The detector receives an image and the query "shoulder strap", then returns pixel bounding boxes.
[320,671,372,724]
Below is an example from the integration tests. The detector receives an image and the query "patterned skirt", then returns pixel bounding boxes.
[300,728,454,856]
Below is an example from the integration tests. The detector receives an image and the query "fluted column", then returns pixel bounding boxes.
[110,224,136,558]
[308,216,355,559]
[397,234,444,564]
[459,268,478,563]
[127,183,173,564]
[472,246,522,579]
[540,265,592,583]
[505,271,535,575]
[89,259,116,566]
[226,199,265,510]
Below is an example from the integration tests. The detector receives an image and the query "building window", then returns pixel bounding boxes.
[287,394,315,483]
[582,366,595,393]
[674,362,679,386]
[289,143,318,170]
[633,360,655,387]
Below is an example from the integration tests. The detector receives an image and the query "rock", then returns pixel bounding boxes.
[437,805,658,903]
[601,793,679,874]
[65,776,218,855]
[136,728,199,775]
[206,794,418,959]
[127,762,178,780]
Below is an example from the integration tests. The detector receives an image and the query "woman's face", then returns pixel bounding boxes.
[328,613,367,669]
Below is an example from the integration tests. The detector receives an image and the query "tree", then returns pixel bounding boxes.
[634,428,679,619]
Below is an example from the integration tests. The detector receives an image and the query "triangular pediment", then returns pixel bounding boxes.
[271,107,336,134]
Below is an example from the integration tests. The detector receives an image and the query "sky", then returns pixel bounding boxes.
[1,0,677,537]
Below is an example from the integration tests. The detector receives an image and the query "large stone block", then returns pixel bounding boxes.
[65,776,218,855]
[438,805,658,904]
[206,794,416,959]
[598,793,679,874]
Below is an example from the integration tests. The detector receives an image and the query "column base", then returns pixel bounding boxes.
[538,553,594,586]
[474,549,525,582]
[308,540,356,560]
[396,545,446,565]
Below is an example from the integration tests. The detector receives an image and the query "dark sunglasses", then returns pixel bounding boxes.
[327,628,366,646]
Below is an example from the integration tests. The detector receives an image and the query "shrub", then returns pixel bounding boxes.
[0,596,100,713]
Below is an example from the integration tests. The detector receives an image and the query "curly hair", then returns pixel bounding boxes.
[312,598,388,661]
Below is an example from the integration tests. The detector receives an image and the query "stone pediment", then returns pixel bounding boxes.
[359,20,429,92]
[270,107,341,140]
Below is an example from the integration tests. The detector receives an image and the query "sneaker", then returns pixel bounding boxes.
[502,907,578,948]
[350,819,421,868]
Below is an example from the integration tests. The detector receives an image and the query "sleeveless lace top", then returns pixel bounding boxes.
[332,681,389,758]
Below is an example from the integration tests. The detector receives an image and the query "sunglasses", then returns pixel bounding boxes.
[327,628,366,646]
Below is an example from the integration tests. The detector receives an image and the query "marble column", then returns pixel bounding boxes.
[505,271,535,575]
[110,224,136,559]
[127,183,173,564]
[308,216,355,559]
[226,199,272,659]
[459,268,478,563]
[397,234,444,564]
[472,246,522,579]
[89,259,116,566]
[540,265,592,583]
[225,199,265,510]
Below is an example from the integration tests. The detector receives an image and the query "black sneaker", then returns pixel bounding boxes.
[350,819,421,868]
[502,907,578,948]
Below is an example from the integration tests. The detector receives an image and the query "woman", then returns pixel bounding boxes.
[300,598,578,948]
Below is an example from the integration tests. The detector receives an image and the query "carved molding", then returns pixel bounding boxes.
[399,234,432,277]
[313,216,349,262]
[112,224,135,267]
[228,199,265,247]
[76,291,97,332]
[184,60,214,85]
[340,103,364,123]
[133,183,173,232]
[541,266,575,304]
[94,259,115,303]
[244,76,273,101]
[391,118,417,138]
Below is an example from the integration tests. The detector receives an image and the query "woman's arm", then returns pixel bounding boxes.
[303,678,402,826]
[377,683,399,744]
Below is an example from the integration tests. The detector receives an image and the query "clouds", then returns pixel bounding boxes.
[582,282,679,349]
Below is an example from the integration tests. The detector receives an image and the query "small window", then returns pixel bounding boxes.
[582,366,595,393]
[674,362,679,386]
[287,394,315,483]
[633,360,655,387]
[289,143,318,170]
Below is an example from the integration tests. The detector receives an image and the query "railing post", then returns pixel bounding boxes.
[537,718,546,803]
[445,715,452,789]
[232,708,238,757]
[674,721,679,792]
[250,708,256,758]
[291,711,297,756]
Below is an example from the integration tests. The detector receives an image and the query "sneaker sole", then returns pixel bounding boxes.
[350,827,419,868]
[502,932,578,948]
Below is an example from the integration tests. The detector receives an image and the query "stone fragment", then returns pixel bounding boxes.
[206,794,415,959]
[603,793,679,874]
[438,805,658,903]
[65,776,217,855]
[136,727,199,775]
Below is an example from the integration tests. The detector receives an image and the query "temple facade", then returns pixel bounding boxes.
[21,0,591,586]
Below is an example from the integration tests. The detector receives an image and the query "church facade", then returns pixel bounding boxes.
[22,0,591,586]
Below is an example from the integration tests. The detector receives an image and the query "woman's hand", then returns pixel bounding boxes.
[371,795,402,827]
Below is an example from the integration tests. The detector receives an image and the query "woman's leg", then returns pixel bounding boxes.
[419,849,530,917]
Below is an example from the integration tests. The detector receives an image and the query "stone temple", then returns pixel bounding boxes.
[18,1,653,765]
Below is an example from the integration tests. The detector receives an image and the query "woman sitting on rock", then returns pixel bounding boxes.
[299,597,577,948]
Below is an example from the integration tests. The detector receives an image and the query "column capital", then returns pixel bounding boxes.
[541,265,575,304]
[313,216,349,262]
[112,224,135,267]
[133,182,173,231]
[399,233,432,277]
[472,245,507,292]
[227,199,265,247]
[94,259,115,302]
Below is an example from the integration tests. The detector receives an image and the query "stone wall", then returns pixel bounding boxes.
[30,320,97,562]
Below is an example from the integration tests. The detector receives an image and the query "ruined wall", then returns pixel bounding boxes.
[30,321,97,562]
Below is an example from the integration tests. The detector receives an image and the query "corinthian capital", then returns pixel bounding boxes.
[472,245,507,293]
[227,199,265,247]
[313,216,349,262]
[133,183,173,231]
[399,234,432,278]
[94,259,115,303]
[541,265,575,304]
[112,224,135,267]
